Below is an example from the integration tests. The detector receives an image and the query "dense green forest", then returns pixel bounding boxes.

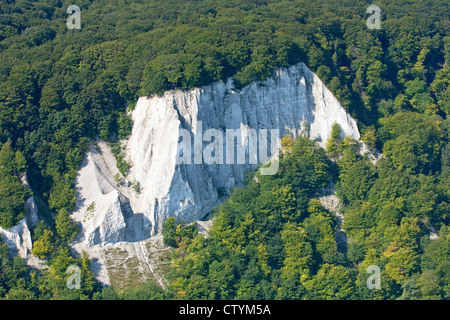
[0,0,449,299]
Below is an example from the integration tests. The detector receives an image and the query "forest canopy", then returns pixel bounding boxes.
[0,0,448,300]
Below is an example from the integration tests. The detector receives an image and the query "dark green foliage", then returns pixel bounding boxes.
[0,237,103,300]
[168,118,449,300]
[48,175,76,213]
[0,142,31,229]
[162,217,180,248]
[168,137,343,299]
[0,0,448,300]
[378,112,442,174]
[120,279,169,300]
[326,123,342,158]
[55,208,79,244]
[110,142,130,176]
[0,239,30,298]
[117,113,133,140]
[336,160,376,205]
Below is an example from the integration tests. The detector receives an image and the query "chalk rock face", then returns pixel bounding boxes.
[125,62,360,235]
[0,196,39,258]
[71,62,360,247]
[71,142,152,247]
[87,191,127,246]
[69,62,361,285]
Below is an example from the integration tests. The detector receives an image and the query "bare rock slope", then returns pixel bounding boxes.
[126,62,359,235]
[70,62,361,286]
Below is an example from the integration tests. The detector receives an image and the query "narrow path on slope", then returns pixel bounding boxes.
[134,241,166,290]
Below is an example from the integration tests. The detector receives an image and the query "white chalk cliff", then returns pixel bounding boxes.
[72,62,360,250]
[0,197,38,259]
[0,172,39,259]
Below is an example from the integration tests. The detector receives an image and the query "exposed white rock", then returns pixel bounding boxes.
[75,62,362,245]
[0,171,41,259]
[429,232,439,240]
[70,62,362,286]
[70,141,150,247]
[0,196,39,259]
[125,62,360,235]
